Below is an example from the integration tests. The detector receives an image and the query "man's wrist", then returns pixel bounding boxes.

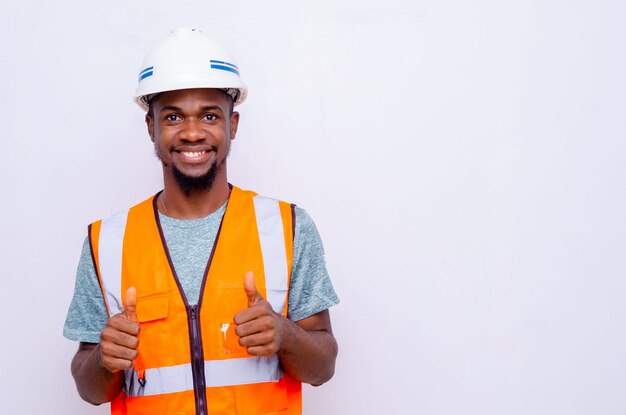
[93,343,106,371]
[277,316,299,357]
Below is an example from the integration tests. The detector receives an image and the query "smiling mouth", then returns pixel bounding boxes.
[179,150,208,157]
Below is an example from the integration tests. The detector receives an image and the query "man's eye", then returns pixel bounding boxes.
[203,114,217,121]
[165,114,180,122]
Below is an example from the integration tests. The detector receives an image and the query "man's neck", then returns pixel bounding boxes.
[160,175,230,219]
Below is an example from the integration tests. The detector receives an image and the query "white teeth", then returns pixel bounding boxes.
[181,151,206,157]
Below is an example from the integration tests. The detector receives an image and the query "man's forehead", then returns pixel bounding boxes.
[151,88,232,108]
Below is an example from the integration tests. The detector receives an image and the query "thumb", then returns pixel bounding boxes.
[244,271,263,307]
[124,286,138,322]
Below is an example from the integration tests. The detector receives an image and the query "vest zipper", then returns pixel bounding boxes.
[152,192,228,415]
[188,304,208,415]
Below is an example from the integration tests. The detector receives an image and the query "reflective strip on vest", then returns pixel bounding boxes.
[98,210,129,316]
[252,196,289,314]
[125,355,282,397]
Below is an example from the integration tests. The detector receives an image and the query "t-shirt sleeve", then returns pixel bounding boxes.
[63,236,109,343]
[287,207,340,321]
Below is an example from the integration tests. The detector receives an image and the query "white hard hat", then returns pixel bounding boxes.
[134,27,248,111]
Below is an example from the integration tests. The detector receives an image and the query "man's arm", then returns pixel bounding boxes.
[71,343,125,404]
[71,288,140,404]
[278,309,337,386]
[234,271,338,386]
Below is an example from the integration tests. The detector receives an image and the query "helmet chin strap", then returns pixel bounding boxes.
[222,88,239,102]
[143,93,158,107]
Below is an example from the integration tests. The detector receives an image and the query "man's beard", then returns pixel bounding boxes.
[156,143,228,196]
[172,161,219,197]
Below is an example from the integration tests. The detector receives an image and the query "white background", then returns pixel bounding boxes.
[2,1,625,414]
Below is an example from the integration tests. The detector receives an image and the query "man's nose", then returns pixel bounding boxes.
[180,118,206,141]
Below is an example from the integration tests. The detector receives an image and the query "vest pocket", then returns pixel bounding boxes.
[216,318,249,358]
[215,287,251,358]
[136,295,170,322]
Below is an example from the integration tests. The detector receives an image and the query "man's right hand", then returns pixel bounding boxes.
[98,287,140,372]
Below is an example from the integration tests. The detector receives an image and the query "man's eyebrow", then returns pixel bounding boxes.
[159,105,224,113]
[159,105,182,113]
[201,105,224,112]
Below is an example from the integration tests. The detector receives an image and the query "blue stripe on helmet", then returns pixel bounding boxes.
[139,71,153,80]
[210,60,239,70]
[210,64,240,76]
[139,66,154,75]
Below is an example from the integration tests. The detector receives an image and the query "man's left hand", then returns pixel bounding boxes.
[234,271,293,357]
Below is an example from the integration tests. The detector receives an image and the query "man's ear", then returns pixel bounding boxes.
[230,111,240,141]
[146,114,155,143]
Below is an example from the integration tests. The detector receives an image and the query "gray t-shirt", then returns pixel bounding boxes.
[64,202,339,344]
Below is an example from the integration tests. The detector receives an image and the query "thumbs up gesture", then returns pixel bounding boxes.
[99,287,141,373]
[234,271,291,357]
[124,286,138,322]
[243,270,264,307]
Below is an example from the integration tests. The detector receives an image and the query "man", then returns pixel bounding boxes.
[64,28,339,415]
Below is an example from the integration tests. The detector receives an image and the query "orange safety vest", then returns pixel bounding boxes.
[89,186,302,415]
